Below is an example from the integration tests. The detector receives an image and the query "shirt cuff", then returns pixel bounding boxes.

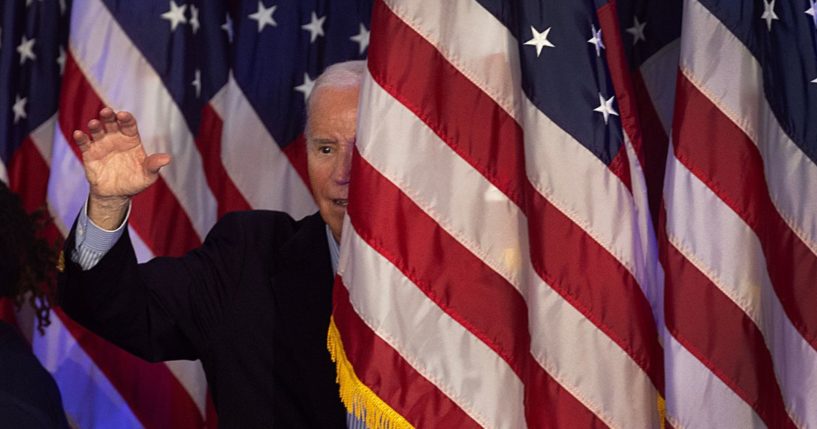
[71,198,131,270]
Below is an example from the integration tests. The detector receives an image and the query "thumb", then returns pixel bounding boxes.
[145,153,172,175]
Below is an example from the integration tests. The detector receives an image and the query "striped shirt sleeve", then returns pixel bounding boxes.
[71,198,131,270]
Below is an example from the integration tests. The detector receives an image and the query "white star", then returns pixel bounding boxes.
[761,0,779,31]
[812,77,817,84]
[17,35,37,65]
[807,1,817,26]
[626,16,646,45]
[295,73,315,100]
[13,95,27,124]
[222,14,234,43]
[249,1,277,33]
[161,1,187,32]
[593,94,619,125]
[588,24,605,57]
[189,5,200,34]
[301,12,326,43]
[524,26,555,57]
[57,46,66,74]
[191,69,201,98]
[350,23,369,55]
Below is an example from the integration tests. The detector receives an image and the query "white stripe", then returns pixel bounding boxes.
[209,76,316,215]
[69,0,217,241]
[680,0,817,258]
[165,360,208,417]
[637,39,680,135]
[129,225,156,264]
[33,314,144,429]
[29,114,57,166]
[665,151,817,427]
[47,121,89,235]
[0,160,7,184]
[357,71,658,429]
[664,335,765,429]
[338,221,526,429]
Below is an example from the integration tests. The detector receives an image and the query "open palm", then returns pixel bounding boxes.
[74,108,171,199]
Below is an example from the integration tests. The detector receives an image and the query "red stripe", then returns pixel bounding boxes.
[7,132,64,266]
[195,105,251,217]
[607,145,633,193]
[55,309,203,429]
[369,0,663,394]
[673,75,817,351]
[663,243,797,428]
[0,298,18,327]
[59,51,201,256]
[8,136,50,212]
[332,279,481,428]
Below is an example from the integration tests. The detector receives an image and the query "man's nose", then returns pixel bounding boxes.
[332,147,352,185]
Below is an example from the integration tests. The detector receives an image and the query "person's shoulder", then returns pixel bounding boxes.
[219,210,295,226]
[211,210,322,242]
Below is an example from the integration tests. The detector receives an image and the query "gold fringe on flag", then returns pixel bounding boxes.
[658,394,667,429]
[327,317,414,429]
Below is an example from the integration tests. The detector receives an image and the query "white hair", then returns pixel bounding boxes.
[305,60,366,139]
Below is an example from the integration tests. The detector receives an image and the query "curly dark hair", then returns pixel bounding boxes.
[0,181,58,333]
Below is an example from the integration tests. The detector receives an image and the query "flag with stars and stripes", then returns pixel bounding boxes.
[663,0,817,427]
[2,0,371,427]
[328,0,817,428]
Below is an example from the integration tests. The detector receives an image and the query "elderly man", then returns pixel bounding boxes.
[59,61,365,427]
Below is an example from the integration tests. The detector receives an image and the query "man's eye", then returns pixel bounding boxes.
[319,146,333,154]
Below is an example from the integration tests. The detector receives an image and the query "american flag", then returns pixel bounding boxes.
[2,0,370,427]
[4,0,817,428]
[330,0,817,428]
[663,0,817,427]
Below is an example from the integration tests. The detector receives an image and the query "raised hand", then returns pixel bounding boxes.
[73,108,171,229]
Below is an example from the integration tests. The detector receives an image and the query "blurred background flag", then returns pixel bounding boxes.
[662,0,817,427]
[2,0,371,427]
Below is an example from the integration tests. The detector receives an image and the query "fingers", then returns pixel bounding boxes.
[84,107,139,142]
[99,107,119,134]
[144,153,172,175]
[73,130,91,152]
[115,111,139,137]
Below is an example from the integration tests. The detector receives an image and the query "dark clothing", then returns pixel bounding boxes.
[59,211,346,428]
[0,321,70,429]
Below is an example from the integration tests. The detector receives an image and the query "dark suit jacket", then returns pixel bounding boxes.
[0,321,69,429]
[58,211,346,428]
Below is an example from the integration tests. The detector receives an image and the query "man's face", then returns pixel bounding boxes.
[306,85,359,242]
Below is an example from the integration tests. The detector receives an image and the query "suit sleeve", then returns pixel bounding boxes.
[58,213,252,362]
